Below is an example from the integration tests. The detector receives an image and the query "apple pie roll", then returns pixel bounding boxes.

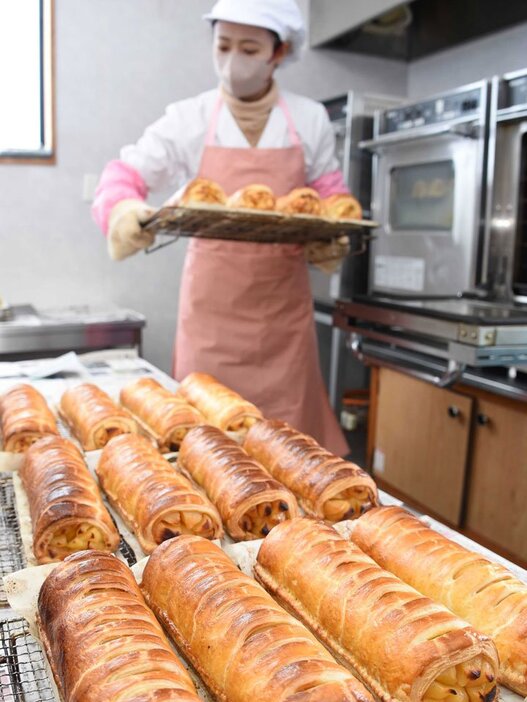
[178,372,263,434]
[255,518,500,702]
[244,419,378,522]
[38,550,201,702]
[180,177,227,205]
[226,184,276,211]
[324,193,363,221]
[178,425,299,540]
[141,535,375,702]
[351,506,527,696]
[21,436,119,563]
[0,384,59,452]
[120,377,204,451]
[60,383,137,450]
[276,187,324,216]
[96,434,223,553]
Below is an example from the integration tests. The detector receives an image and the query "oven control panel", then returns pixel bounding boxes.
[380,86,483,134]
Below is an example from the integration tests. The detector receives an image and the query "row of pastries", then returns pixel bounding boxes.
[36,508,527,702]
[172,176,364,220]
[1,376,526,701]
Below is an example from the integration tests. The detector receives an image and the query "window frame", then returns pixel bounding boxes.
[0,0,55,165]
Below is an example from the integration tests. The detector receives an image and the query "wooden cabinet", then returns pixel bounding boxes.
[369,367,527,564]
[466,394,527,562]
[372,368,473,524]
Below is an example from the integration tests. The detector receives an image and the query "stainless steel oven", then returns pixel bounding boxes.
[362,81,491,297]
[488,68,527,303]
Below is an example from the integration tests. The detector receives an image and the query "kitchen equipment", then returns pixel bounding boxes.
[362,81,491,297]
[488,67,527,303]
[0,305,145,361]
[311,92,400,410]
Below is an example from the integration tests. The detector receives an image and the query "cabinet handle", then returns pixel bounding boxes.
[477,413,490,426]
[447,405,461,418]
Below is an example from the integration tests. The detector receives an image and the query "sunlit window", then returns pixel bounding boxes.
[0,0,54,161]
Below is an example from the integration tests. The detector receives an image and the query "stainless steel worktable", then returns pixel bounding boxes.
[0,305,145,360]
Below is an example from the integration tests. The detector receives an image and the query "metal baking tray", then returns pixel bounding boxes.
[0,618,55,702]
[142,203,378,247]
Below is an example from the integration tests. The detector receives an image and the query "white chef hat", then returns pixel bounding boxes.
[204,0,306,66]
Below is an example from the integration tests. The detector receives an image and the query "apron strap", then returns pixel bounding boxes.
[206,92,302,148]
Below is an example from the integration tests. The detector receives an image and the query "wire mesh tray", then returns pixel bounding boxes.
[0,474,25,607]
[142,203,378,246]
[0,618,56,701]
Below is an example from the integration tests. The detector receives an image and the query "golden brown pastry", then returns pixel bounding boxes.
[226,184,276,211]
[244,419,378,522]
[60,383,137,450]
[141,535,376,702]
[324,193,363,221]
[20,436,119,563]
[177,372,263,434]
[351,506,527,696]
[255,518,499,702]
[0,383,59,452]
[38,550,201,702]
[120,377,204,451]
[178,425,299,540]
[276,187,324,216]
[180,177,227,206]
[96,434,223,553]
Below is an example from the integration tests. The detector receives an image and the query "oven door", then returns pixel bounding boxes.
[370,132,484,296]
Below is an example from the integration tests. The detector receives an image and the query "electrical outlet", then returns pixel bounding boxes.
[82,174,99,202]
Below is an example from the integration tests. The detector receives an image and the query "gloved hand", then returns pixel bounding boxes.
[107,199,156,261]
[305,236,350,274]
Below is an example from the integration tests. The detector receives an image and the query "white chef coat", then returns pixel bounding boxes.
[120,88,339,194]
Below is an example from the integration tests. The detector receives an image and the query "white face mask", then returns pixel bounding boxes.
[214,52,275,99]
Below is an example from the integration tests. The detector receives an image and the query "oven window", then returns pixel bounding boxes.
[389,161,455,231]
[513,131,527,296]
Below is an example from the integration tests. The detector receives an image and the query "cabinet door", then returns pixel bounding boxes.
[373,368,472,524]
[466,398,527,561]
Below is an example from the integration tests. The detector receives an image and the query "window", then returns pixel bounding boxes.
[0,0,54,162]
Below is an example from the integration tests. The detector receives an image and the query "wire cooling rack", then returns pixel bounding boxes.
[0,474,26,606]
[0,618,56,701]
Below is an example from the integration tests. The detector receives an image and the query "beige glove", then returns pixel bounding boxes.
[305,236,350,274]
[107,199,156,261]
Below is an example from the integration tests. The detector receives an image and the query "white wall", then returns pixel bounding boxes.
[0,0,406,373]
[408,22,527,98]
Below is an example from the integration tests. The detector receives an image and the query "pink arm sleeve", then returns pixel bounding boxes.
[91,160,148,235]
[308,169,349,199]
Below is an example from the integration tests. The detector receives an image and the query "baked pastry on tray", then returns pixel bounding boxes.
[178,425,299,540]
[141,535,375,702]
[226,184,276,211]
[96,434,223,553]
[255,518,500,702]
[38,550,201,702]
[180,177,227,206]
[0,384,59,452]
[177,372,263,434]
[243,419,378,522]
[21,436,119,563]
[120,377,204,451]
[324,193,363,221]
[276,187,324,216]
[60,383,137,450]
[351,505,527,696]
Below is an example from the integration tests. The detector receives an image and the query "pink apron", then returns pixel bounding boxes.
[174,95,348,456]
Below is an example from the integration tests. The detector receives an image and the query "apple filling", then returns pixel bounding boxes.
[227,416,260,432]
[48,523,107,560]
[93,424,130,449]
[424,657,497,702]
[323,486,375,522]
[239,499,292,537]
[154,510,217,543]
